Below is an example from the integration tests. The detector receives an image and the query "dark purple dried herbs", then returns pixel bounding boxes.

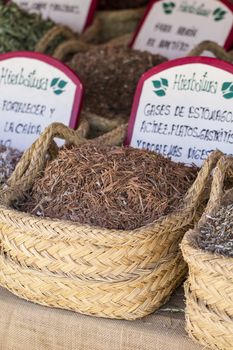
[198,204,233,258]
[0,145,22,186]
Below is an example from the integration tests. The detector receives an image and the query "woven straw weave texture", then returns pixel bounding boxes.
[0,122,222,320]
[181,156,233,350]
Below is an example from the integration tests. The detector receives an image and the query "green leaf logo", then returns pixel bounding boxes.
[51,78,59,87]
[213,7,227,21]
[162,2,176,14]
[50,78,68,95]
[222,82,233,99]
[152,78,169,97]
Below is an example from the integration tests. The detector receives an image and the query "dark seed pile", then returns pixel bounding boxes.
[20,144,198,230]
[0,146,22,186]
[69,46,166,120]
[198,204,233,257]
[99,0,149,10]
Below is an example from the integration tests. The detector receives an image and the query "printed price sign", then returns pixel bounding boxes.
[9,0,97,33]
[0,51,83,151]
[125,57,233,166]
[131,0,233,59]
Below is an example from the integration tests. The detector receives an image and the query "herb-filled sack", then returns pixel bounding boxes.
[181,156,233,350]
[0,1,87,61]
[69,45,166,131]
[0,122,221,320]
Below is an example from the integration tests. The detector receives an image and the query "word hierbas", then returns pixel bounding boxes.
[2,100,46,116]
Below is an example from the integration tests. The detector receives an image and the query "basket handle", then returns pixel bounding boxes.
[3,120,89,204]
[35,25,76,54]
[53,39,91,61]
[183,150,223,210]
[186,41,233,62]
[199,155,233,223]
[79,17,102,44]
[52,17,100,61]
[3,120,127,205]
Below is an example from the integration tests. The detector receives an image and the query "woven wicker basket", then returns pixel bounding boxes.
[0,123,222,320]
[181,156,233,350]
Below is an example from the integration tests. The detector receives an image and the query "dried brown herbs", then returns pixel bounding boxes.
[69,46,166,120]
[198,204,233,257]
[0,145,22,186]
[21,144,198,230]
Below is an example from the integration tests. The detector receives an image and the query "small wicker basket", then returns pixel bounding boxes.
[0,122,222,320]
[181,156,233,350]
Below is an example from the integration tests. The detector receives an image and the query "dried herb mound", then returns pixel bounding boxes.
[22,145,198,230]
[198,204,233,258]
[0,1,54,53]
[99,0,149,10]
[0,145,22,186]
[69,46,166,120]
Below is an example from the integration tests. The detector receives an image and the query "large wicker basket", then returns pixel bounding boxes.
[181,156,233,350]
[0,122,221,320]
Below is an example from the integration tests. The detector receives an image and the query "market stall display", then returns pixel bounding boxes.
[0,0,232,348]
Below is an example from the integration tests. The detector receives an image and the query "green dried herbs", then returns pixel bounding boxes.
[0,1,54,53]
[198,204,233,257]
[20,144,198,230]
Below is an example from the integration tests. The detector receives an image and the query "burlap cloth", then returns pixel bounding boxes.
[0,287,207,350]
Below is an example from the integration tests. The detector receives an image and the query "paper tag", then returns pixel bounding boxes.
[126,57,233,166]
[9,0,97,33]
[131,0,233,59]
[0,51,83,151]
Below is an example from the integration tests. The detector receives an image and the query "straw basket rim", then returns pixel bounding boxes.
[182,228,233,266]
[0,187,194,240]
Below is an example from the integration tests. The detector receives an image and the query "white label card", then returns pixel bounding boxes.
[11,0,97,33]
[126,57,233,167]
[0,52,83,151]
[131,0,233,59]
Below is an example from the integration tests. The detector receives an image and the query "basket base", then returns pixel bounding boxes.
[185,281,233,350]
[0,251,187,320]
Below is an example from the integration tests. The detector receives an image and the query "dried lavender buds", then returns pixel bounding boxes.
[0,145,22,185]
[198,204,233,257]
[20,144,198,230]
[69,46,166,120]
